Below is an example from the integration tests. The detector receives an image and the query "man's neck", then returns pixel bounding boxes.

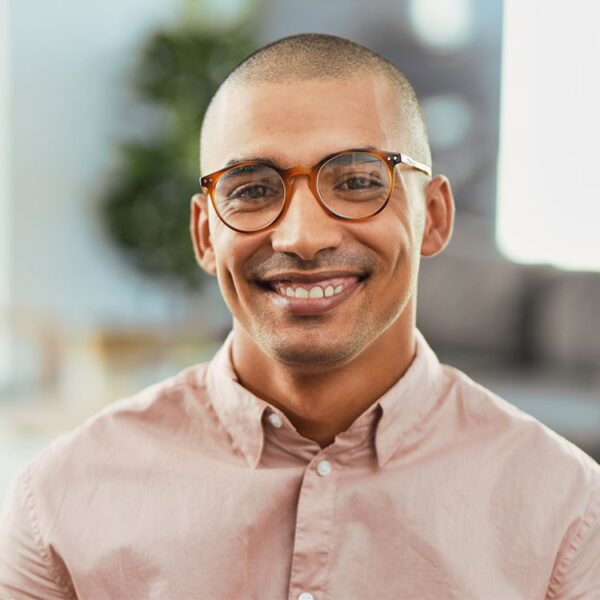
[230,306,417,448]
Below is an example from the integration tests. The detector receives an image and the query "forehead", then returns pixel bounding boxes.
[202,75,400,174]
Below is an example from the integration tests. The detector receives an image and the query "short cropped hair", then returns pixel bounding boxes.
[200,33,431,169]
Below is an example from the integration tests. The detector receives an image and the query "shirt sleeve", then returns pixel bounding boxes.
[546,471,600,599]
[0,467,76,599]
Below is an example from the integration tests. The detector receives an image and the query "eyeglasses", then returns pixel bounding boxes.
[199,148,432,233]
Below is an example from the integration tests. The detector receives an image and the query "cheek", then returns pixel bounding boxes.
[211,229,265,305]
[355,218,420,306]
[384,203,424,268]
[210,226,242,301]
[357,220,412,270]
[214,244,240,292]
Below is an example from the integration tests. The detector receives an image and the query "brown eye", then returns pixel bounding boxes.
[229,184,274,200]
[336,176,384,191]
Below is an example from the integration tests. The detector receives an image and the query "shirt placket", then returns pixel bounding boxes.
[287,452,338,600]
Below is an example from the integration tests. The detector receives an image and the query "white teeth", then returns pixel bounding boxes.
[309,286,324,299]
[274,282,347,299]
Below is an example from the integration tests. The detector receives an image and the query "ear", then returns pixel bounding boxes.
[190,193,217,275]
[420,175,455,257]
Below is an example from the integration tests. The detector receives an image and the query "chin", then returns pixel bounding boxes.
[258,329,364,367]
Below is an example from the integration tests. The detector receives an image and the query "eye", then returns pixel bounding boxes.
[336,175,384,191]
[216,164,284,204]
[229,184,274,201]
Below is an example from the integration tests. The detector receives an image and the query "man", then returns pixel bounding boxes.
[1,33,598,599]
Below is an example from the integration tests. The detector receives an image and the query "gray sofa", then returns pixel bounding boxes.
[417,252,600,460]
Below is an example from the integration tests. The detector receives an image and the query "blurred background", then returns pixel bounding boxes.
[1,0,599,508]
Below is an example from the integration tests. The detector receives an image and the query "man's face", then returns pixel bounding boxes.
[194,75,429,366]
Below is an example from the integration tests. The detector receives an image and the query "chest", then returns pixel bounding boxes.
[60,454,555,599]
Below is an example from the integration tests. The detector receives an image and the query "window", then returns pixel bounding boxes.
[0,0,10,385]
[497,0,600,272]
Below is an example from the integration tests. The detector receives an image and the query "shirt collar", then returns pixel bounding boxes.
[205,333,269,469]
[205,328,444,469]
[374,328,445,467]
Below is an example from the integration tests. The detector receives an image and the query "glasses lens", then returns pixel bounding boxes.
[213,164,285,231]
[317,152,391,218]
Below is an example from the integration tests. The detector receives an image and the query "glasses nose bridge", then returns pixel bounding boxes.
[282,164,315,187]
[279,165,321,210]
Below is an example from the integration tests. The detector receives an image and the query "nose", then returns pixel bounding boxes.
[269,176,343,261]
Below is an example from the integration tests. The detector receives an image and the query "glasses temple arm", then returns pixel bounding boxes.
[399,154,432,177]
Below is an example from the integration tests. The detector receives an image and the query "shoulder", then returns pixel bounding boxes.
[438,362,600,583]
[0,361,215,592]
[23,360,214,493]
[438,362,600,492]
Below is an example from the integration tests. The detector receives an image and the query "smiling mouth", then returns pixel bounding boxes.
[256,273,368,316]
[271,276,360,298]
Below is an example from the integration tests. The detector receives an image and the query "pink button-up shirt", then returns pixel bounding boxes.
[1,329,599,599]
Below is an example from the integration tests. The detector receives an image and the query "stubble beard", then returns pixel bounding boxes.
[247,292,405,368]
[255,320,366,366]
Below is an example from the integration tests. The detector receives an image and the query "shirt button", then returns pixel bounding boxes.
[316,459,332,477]
[298,593,314,600]
[267,412,282,428]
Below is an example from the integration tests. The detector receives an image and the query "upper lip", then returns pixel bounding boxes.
[257,270,367,284]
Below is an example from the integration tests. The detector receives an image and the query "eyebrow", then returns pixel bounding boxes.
[223,145,379,170]
[224,156,280,168]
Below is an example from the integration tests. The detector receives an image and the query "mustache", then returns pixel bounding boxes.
[247,248,377,280]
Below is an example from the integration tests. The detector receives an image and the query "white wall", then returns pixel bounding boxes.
[6,0,230,384]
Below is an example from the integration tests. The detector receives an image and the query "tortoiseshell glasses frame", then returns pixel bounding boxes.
[199,147,432,233]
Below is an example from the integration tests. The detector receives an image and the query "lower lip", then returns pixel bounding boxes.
[261,278,364,316]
